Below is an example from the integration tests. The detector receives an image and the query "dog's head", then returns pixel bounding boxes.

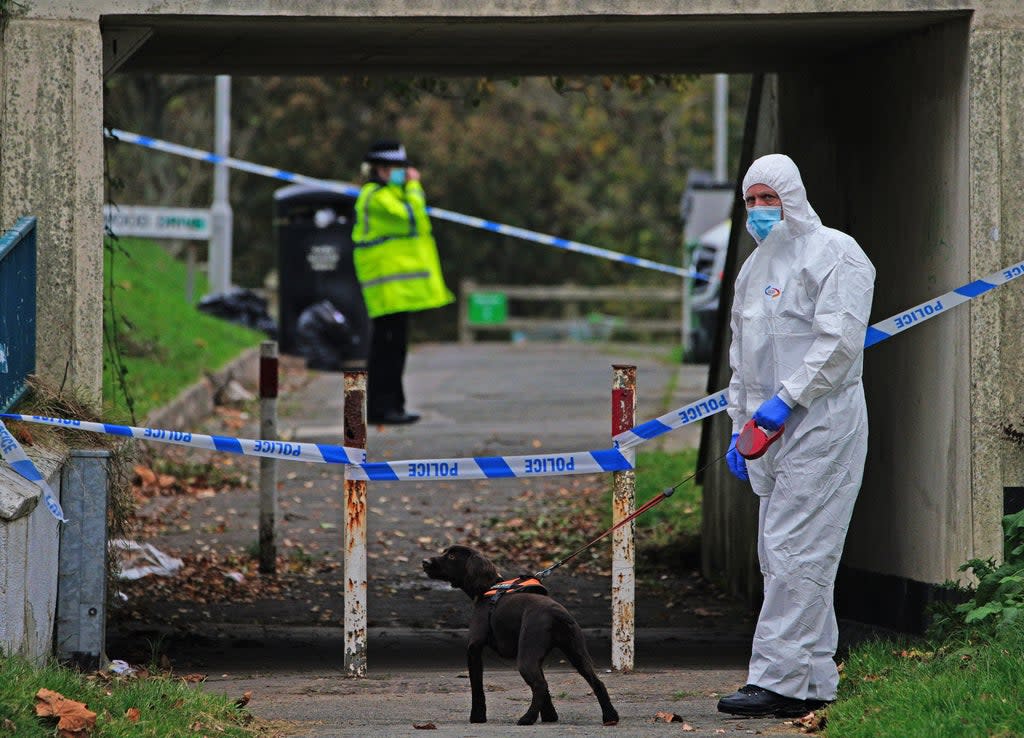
[422,545,501,598]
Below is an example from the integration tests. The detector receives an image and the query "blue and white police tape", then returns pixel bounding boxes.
[0,414,365,466]
[4,256,1020,490]
[864,257,1024,347]
[613,256,1024,449]
[106,129,705,282]
[0,420,67,522]
[0,413,632,482]
[347,447,633,482]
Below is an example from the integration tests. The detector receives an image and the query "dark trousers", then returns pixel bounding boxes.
[367,311,409,418]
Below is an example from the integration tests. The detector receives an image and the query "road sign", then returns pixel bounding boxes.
[103,205,211,240]
[468,292,508,325]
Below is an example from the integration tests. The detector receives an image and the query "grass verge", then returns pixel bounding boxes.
[827,627,1024,737]
[0,654,265,737]
[103,237,264,420]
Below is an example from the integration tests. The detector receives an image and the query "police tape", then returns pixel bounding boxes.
[0,413,633,484]
[106,129,705,281]
[0,420,67,522]
[348,447,633,482]
[0,414,366,465]
[3,255,1020,508]
[611,256,1024,449]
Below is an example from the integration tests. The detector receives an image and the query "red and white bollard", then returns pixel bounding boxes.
[343,370,368,677]
[611,364,636,672]
[258,341,278,575]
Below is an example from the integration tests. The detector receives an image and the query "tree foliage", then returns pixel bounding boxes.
[104,73,749,339]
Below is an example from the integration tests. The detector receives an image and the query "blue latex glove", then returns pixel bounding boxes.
[726,433,748,481]
[753,394,792,432]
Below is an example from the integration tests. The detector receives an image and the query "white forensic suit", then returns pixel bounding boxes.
[727,154,876,702]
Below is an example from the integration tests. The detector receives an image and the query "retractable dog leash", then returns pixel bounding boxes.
[533,418,786,580]
[533,447,731,580]
[736,418,785,459]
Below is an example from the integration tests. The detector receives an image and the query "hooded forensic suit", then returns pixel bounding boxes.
[727,154,875,701]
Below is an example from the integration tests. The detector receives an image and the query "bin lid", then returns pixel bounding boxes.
[273,183,359,207]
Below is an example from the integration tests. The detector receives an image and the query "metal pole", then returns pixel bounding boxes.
[610,364,636,672]
[258,341,279,574]
[185,243,196,304]
[56,450,111,670]
[343,370,368,677]
[209,75,233,296]
[713,74,729,183]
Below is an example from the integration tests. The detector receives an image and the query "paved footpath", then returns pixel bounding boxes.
[109,342,807,737]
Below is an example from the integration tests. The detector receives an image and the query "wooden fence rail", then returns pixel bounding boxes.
[459,279,681,344]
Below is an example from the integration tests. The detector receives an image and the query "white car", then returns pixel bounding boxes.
[685,220,729,363]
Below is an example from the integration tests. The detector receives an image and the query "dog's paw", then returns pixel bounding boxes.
[469,712,487,724]
[602,711,620,726]
[541,707,558,722]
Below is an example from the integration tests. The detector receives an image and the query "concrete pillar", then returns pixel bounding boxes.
[0,19,105,401]
[997,32,1024,493]
[968,28,1006,563]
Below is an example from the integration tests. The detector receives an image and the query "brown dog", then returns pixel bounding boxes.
[422,544,619,726]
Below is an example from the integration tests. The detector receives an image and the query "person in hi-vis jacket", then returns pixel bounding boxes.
[352,140,453,425]
[718,154,876,718]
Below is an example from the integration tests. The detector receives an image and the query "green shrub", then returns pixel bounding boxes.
[927,509,1024,641]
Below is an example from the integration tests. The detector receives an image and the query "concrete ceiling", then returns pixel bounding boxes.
[103,11,967,76]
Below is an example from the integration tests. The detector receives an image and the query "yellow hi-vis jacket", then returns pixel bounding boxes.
[352,180,454,318]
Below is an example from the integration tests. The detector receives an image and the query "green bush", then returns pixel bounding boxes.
[927,508,1024,641]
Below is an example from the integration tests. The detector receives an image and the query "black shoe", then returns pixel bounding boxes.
[368,411,420,425]
[804,698,833,711]
[717,684,811,718]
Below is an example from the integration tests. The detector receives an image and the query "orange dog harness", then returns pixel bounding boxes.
[483,576,549,603]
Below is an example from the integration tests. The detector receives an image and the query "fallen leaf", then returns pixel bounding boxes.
[682,723,696,732]
[125,707,140,722]
[179,674,206,683]
[34,689,97,736]
[134,465,157,486]
[235,691,253,708]
[654,711,683,722]
[413,723,436,730]
[794,710,826,732]
[13,426,34,445]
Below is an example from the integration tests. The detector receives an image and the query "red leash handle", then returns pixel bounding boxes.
[736,418,785,459]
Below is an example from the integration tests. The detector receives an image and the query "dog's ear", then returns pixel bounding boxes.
[463,550,501,596]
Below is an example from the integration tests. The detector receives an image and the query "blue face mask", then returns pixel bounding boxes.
[746,206,782,241]
[388,168,407,186]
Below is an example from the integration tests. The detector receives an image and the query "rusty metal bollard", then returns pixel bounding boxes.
[258,341,278,575]
[343,370,368,677]
[610,364,636,672]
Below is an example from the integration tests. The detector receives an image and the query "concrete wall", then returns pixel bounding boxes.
[0,21,105,401]
[701,17,1024,623]
[0,453,64,664]
[781,19,975,585]
[999,32,1024,491]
